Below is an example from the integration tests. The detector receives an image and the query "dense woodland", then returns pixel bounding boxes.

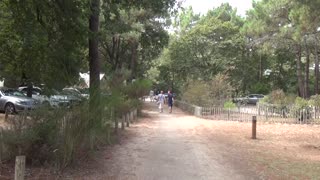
[1,0,320,169]
[0,0,177,168]
[1,0,320,104]
[153,0,320,106]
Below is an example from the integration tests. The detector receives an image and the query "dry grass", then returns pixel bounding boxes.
[2,103,320,179]
[190,117,320,179]
[0,113,9,128]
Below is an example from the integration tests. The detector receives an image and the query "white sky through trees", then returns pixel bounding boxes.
[182,0,254,17]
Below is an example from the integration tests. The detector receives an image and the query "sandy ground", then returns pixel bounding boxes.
[60,101,320,179]
[2,101,320,179]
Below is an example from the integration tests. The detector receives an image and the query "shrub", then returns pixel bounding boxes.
[294,97,309,109]
[309,95,320,107]
[125,79,152,99]
[182,74,234,106]
[223,100,236,109]
[250,82,270,94]
[260,89,296,107]
[181,80,211,106]
[0,103,104,168]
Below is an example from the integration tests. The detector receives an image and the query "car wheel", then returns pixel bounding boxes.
[5,103,15,114]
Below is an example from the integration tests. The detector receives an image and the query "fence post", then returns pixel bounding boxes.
[194,106,202,117]
[126,113,130,127]
[132,109,136,120]
[265,107,268,121]
[114,118,118,134]
[121,115,125,130]
[130,111,134,122]
[111,108,118,134]
[252,116,257,139]
[135,109,138,120]
[4,110,9,121]
[258,105,261,116]
[15,155,26,180]
[0,127,3,163]
[227,108,230,120]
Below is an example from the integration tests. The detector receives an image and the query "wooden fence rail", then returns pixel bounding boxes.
[175,101,320,124]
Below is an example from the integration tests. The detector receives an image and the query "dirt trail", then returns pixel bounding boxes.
[67,102,259,180]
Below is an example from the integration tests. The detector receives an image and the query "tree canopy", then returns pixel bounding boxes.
[153,1,320,99]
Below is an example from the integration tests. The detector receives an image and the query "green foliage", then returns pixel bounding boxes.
[0,0,88,88]
[249,82,271,95]
[260,89,296,106]
[125,79,152,99]
[224,100,236,109]
[207,74,234,105]
[155,0,320,98]
[309,95,320,107]
[182,80,210,106]
[0,0,176,170]
[294,97,309,109]
[182,74,234,106]
[0,103,114,168]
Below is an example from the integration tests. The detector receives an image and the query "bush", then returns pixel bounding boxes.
[309,95,320,107]
[208,74,234,105]
[1,75,150,169]
[250,82,270,95]
[181,80,211,106]
[125,79,152,99]
[260,89,296,107]
[182,74,234,106]
[294,97,309,109]
[223,100,236,109]
[0,103,108,168]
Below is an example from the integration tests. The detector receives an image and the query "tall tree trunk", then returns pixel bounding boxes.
[89,0,101,125]
[315,43,319,94]
[296,45,305,97]
[27,82,32,98]
[259,52,262,81]
[115,35,122,70]
[304,37,310,98]
[130,41,138,80]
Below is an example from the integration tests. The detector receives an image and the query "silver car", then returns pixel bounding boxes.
[233,94,265,105]
[18,86,83,108]
[0,88,39,113]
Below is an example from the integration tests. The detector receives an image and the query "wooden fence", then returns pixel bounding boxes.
[175,101,320,124]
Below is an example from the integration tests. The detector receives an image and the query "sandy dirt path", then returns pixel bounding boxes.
[68,102,259,180]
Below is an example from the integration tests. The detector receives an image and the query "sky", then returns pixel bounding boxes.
[182,0,254,17]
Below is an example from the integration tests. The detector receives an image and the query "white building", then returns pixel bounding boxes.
[79,72,105,88]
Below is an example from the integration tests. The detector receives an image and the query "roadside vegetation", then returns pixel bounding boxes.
[153,1,320,107]
[1,0,320,176]
[0,0,175,170]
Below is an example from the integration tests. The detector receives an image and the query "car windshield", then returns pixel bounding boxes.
[63,89,81,95]
[21,88,42,95]
[3,89,26,97]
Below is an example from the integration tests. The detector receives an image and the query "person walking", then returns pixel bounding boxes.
[167,90,174,113]
[157,90,165,113]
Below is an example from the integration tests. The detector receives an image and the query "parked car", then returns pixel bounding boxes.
[78,88,89,99]
[60,88,83,105]
[233,94,265,105]
[0,87,39,113]
[63,87,88,100]
[18,86,81,108]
